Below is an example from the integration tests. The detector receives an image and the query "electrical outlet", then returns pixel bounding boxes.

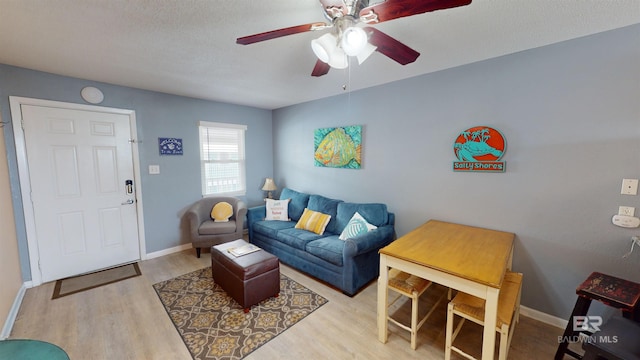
[621,179,639,195]
[619,206,636,217]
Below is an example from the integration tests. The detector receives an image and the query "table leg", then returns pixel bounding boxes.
[481,287,499,360]
[377,255,389,343]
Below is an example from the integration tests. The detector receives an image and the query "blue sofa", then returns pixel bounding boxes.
[247,188,395,296]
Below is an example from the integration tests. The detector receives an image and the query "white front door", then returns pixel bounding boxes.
[19,103,141,282]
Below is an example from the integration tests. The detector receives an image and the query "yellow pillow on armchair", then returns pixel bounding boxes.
[211,201,233,222]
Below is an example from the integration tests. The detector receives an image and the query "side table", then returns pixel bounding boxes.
[555,272,640,360]
[0,339,70,359]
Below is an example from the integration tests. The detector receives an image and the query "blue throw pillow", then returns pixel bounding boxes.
[339,212,377,240]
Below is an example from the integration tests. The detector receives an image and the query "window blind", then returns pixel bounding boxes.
[198,121,247,196]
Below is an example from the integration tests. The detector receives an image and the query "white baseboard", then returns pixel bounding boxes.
[520,305,568,329]
[1,283,28,339]
[146,243,193,260]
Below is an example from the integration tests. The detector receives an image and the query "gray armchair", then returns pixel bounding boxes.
[185,196,247,257]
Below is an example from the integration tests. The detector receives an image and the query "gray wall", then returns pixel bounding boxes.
[0,65,273,280]
[272,24,640,319]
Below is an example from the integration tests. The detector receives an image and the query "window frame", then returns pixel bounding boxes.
[198,121,247,197]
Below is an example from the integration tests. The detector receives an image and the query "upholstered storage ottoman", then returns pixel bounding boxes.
[211,239,280,312]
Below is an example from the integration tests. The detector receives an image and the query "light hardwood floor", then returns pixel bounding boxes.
[11,249,565,359]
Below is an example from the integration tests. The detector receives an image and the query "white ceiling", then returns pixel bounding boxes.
[0,0,638,110]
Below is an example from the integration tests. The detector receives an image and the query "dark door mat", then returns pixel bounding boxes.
[52,263,141,299]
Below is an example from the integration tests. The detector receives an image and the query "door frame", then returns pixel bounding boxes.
[9,96,147,286]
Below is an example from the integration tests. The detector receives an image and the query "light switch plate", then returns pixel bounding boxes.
[622,179,638,195]
[149,165,160,175]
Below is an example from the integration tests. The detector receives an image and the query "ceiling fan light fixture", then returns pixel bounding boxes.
[356,42,377,64]
[311,33,338,63]
[328,47,348,69]
[341,26,368,56]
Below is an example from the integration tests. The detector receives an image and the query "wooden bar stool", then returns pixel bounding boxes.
[555,272,640,360]
[386,268,445,350]
[445,271,523,360]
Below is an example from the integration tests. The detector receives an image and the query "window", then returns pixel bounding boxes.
[198,121,247,196]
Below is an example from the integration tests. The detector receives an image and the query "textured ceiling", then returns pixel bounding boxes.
[0,0,638,110]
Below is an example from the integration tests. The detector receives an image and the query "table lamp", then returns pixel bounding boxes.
[262,178,277,199]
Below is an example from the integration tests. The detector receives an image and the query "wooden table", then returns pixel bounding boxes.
[377,219,515,360]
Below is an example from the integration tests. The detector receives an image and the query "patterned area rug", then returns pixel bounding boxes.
[153,267,328,360]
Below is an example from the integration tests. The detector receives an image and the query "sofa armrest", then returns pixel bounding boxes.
[343,225,395,257]
[247,205,266,240]
[247,205,266,224]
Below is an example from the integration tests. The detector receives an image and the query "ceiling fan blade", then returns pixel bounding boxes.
[366,27,420,65]
[237,22,328,45]
[311,60,331,77]
[360,0,472,23]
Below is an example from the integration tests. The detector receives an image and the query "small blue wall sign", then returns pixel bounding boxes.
[159,138,183,155]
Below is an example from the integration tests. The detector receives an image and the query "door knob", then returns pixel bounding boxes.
[121,199,134,205]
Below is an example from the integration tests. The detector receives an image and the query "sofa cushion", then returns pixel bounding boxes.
[295,208,331,235]
[280,188,310,221]
[252,220,296,238]
[336,202,389,231]
[306,236,345,266]
[277,227,325,251]
[339,211,378,240]
[265,198,290,221]
[308,195,343,234]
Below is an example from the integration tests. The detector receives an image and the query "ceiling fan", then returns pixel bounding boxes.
[236,0,472,77]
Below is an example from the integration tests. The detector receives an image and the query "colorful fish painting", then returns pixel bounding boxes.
[314,126,362,169]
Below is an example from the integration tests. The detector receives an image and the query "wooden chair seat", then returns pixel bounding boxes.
[386,268,445,350]
[445,271,523,360]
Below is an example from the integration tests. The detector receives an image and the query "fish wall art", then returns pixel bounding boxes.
[314,125,362,169]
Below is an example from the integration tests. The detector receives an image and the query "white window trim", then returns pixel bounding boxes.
[198,121,247,197]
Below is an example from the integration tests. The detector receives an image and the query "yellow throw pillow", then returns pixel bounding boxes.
[211,201,233,222]
[295,208,331,235]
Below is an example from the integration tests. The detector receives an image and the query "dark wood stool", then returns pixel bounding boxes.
[582,316,640,360]
[555,272,640,360]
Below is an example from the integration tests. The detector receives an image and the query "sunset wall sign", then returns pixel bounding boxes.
[453,126,506,172]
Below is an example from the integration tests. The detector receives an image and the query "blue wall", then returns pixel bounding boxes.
[272,24,640,319]
[0,66,273,280]
[2,24,639,321]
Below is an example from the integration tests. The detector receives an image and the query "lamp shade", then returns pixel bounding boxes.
[341,26,367,56]
[327,47,348,69]
[262,178,277,192]
[311,33,337,63]
[356,42,377,64]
